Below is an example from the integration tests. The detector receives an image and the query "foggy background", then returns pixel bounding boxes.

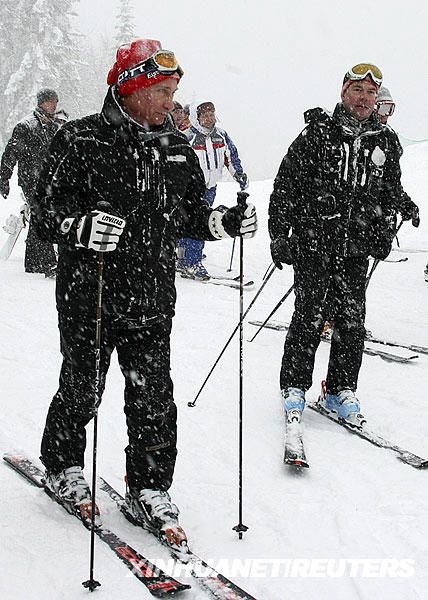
[3,0,428,180]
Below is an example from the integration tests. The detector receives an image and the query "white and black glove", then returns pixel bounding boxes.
[61,208,126,252]
[208,202,257,240]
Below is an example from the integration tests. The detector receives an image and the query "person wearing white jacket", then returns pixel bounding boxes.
[177,100,249,280]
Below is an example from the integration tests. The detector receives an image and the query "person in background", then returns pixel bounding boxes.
[269,63,405,429]
[170,101,188,131]
[32,38,257,550]
[177,100,249,280]
[375,87,420,228]
[0,89,62,277]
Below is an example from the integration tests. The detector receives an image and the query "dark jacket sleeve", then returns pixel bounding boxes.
[0,123,28,184]
[268,127,317,241]
[32,126,89,246]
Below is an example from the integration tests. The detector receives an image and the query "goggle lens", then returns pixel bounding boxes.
[346,63,383,86]
[376,102,395,117]
[154,51,179,70]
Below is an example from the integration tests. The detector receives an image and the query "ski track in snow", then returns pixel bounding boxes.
[1,147,428,599]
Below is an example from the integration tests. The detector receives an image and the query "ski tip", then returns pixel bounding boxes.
[284,459,310,468]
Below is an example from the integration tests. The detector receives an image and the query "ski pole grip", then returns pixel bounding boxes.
[237,191,249,211]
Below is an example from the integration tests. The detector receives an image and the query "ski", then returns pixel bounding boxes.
[3,454,191,597]
[203,279,254,290]
[364,332,428,355]
[99,477,258,600]
[210,274,255,285]
[284,417,309,468]
[307,397,428,470]
[248,320,419,364]
[0,213,26,260]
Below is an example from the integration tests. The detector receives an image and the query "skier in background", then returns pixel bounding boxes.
[269,63,405,428]
[32,38,257,550]
[170,100,188,131]
[0,89,62,277]
[177,100,249,280]
[375,87,420,228]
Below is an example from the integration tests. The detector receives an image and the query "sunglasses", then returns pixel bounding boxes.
[118,50,184,85]
[345,63,383,86]
[376,101,395,117]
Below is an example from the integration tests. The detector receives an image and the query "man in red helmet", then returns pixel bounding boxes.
[31,39,257,549]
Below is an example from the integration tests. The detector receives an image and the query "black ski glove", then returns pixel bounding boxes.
[270,235,298,269]
[400,198,420,228]
[222,202,257,238]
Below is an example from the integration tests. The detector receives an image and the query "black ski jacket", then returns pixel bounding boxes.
[32,87,217,323]
[0,109,61,200]
[269,103,404,259]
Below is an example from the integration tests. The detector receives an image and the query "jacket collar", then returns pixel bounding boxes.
[304,103,382,137]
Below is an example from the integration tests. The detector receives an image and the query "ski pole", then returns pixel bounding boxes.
[233,191,249,540]
[227,238,236,272]
[248,282,295,343]
[82,203,114,592]
[365,219,403,292]
[188,263,277,407]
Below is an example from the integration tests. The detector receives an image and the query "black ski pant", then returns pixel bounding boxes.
[23,188,56,274]
[41,314,177,492]
[24,217,57,274]
[280,253,369,394]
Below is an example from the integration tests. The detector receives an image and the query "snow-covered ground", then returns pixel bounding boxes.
[0,145,427,600]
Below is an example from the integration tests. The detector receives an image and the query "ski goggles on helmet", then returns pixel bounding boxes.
[376,101,395,117]
[344,63,383,86]
[117,50,184,86]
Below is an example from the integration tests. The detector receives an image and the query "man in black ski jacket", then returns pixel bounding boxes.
[269,63,403,427]
[0,89,62,276]
[32,38,257,549]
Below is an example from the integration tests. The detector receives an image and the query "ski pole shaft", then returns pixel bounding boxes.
[234,191,248,539]
[248,282,295,343]
[227,238,236,272]
[188,263,276,408]
[365,220,403,291]
[82,253,104,592]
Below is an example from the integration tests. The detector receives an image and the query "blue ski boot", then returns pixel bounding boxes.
[282,387,305,423]
[322,388,366,428]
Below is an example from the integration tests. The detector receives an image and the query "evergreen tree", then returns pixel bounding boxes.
[114,0,136,47]
[0,0,32,147]
[2,0,82,140]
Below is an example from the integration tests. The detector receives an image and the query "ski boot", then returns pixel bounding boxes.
[282,387,305,423]
[124,487,189,555]
[44,466,99,524]
[180,261,210,281]
[318,383,366,428]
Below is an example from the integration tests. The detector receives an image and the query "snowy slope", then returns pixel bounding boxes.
[0,145,427,600]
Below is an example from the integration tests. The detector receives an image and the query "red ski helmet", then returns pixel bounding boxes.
[107,39,183,96]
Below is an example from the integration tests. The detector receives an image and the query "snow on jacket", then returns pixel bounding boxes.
[185,102,244,190]
[32,87,218,323]
[269,103,404,259]
[0,109,61,200]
